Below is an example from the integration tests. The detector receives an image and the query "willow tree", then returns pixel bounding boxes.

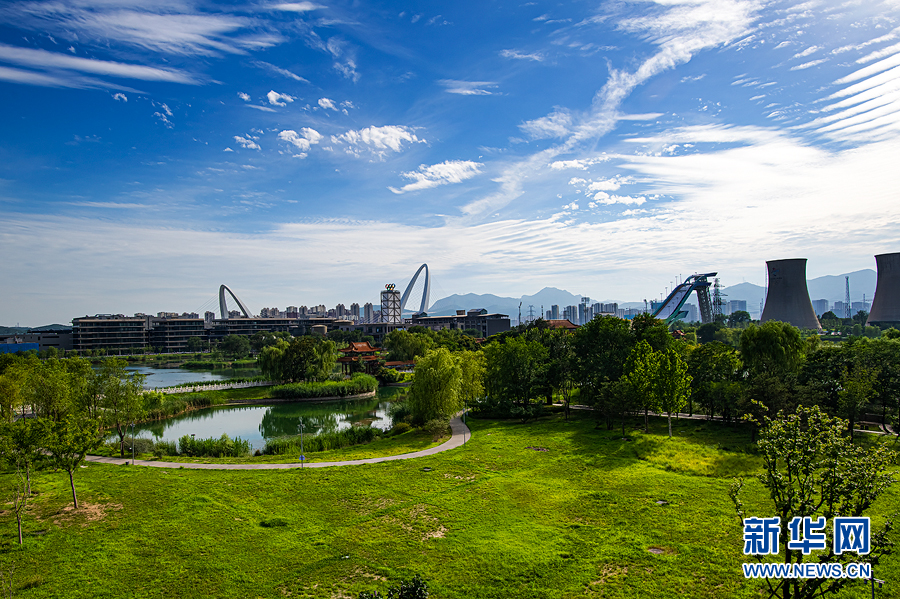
[408,348,462,424]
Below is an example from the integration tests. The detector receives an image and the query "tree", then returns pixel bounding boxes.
[483,335,548,419]
[687,342,741,419]
[97,359,146,457]
[408,348,462,423]
[696,322,723,344]
[456,350,485,414]
[630,312,671,352]
[279,336,338,382]
[220,335,251,359]
[384,329,434,362]
[740,321,806,377]
[45,415,102,509]
[573,316,633,407]
[186,336,208,353]
[258,339,290,381]
[624,341,656,432]
[727,310,752,328]
[653,348,692,437]
[838,364,876,441]
[730,405,895,599]
[545,329,576,419]
[0,418,48,544]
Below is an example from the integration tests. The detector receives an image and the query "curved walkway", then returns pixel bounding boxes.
[85,414,471,470]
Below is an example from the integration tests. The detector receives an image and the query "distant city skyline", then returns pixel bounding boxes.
[1,0,898,325]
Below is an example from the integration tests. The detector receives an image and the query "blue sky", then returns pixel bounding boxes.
[1,0,899,325]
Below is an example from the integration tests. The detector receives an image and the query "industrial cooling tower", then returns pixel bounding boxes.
[867,253,900,326]
[760,259,822,330]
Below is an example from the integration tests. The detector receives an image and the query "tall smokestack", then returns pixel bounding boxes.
[867,253,900,327]
[760,259,821,330]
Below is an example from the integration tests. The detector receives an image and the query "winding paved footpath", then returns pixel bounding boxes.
[85,414,471,470]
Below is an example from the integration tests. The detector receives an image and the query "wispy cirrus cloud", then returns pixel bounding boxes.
[270,2,324,12]
[500,49,544,61]
[389,160,483,194]
[0,43,198,87]
[0,2,276,57]
[439,79,499,95]
[252,60,308,82]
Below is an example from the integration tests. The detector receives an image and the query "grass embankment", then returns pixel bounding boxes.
[2,413,898,598]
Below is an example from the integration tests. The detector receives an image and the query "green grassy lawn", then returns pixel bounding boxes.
[1,412,897,598]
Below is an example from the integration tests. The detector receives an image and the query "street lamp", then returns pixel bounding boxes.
[131,422,135,464]
[298,419,305,469]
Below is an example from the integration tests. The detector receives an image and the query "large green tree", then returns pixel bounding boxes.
[384,329,434,362]
[740,321,806,377]
[483,335,548,415]
[408,348,462,423]
[220,335,251,359]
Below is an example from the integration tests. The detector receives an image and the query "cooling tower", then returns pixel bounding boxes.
[867,253,900,326]
[760,259,821,330]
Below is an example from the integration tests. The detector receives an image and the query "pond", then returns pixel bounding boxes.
[119,365,262,390]
[126,386,408,451]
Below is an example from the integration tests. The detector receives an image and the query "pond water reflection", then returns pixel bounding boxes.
[131,386,407,451]
[123,365,262,389]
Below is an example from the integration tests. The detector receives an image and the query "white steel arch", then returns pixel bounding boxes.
[400,263,431,314]
[219,285,252,319]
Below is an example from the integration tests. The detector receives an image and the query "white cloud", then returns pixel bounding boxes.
[500,49,544,61]
[792,45,821,60]
[3,5,270,57]
[271,3,324,12]
[318,97,337,110]
[247,105,277,112]
[233,135,261,150]
[252,61,308,83]
[389,160,483,194]
[154,111,172,127]
[112,93,127,102]
[224,147,234,152]
[791,59,827,71]
[0,43,197,85]
[519,110,573,139]
[549,156,610,170]
[238,92,251,101]
[439,80,498,95]
[331,125,423,158]
[267,90,295,106]
[277,128,323,155]
[588,176,632,192]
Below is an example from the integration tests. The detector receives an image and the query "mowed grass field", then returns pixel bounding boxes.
[1,411,898,598]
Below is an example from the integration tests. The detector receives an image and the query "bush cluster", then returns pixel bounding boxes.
[177,433,251,457]
[263,425,379,455]
[270,373,377,399]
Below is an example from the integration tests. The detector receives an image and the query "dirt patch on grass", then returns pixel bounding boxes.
[647,546,676,556]
[42,502,123,527]
[590,564,628,585]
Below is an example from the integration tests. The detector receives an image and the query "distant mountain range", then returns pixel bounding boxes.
[0,324,72,336]
[426,287,643,320]
[425,270,878,321]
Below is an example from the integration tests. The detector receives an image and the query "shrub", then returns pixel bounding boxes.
[378,368,404,384]
[390,422,412,436]
[423,418,450,441]
[270,373,377,399]
[126,437,155,455]
[263,425,379,455]
[388,399,411,424]
[177,433,251,457]
[154,440,178,457]
[259,517,289,528]
[358,574,428,599]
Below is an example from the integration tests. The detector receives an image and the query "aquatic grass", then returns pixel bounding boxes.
[263,425,380,455]
[271,373,378,399]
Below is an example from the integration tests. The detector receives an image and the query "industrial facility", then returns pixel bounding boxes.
[760,258,821,330]
[867,252,900,327]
